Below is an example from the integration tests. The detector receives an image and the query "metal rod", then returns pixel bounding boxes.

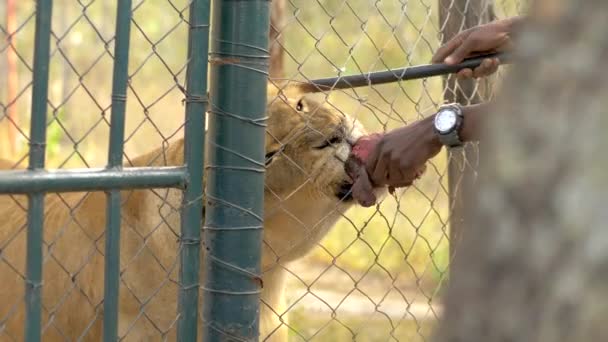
[25,0,53,340]
[103,0,132,340]
[176,0,210,340]
[0,167,187,194]
[299,52,510,92]
[202,0,269,340]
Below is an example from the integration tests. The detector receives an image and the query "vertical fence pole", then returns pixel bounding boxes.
[103,0,132,340]
[25,1,53,341]
[177,0,210,340]
[202,0,270,340]
[439,0,494,260]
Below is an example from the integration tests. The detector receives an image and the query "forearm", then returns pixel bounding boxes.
[458,102,493,143]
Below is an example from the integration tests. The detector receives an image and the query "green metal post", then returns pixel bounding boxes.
[103,0,132,340]
[203,0,270,340]
[25,1,53,341]
[177,0,210,340]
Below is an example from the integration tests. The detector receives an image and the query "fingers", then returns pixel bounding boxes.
[432,33,465,64]
[364,140,383,185]
[370,151,389,187]
[415,164,427,178]
[387,161,406,189]
[444,34,478,65]
[456,58,500,80]
[387,164,428,194]
[472,58,500,78]
[352,168,377,207]
[457,68,473,80]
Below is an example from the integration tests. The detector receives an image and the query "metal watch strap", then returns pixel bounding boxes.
[437,104,464,148]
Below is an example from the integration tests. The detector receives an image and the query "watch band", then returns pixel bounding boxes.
[436,103,464,148]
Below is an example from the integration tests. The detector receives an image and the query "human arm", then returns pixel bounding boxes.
[361,102,491,190]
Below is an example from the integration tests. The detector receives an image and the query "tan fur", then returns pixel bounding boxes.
[0,88,378,341]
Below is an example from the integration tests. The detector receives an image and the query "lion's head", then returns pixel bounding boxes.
[265,92,365,206]
[261,88,384,266]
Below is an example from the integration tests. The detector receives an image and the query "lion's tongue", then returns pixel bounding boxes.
[345,133,383,207]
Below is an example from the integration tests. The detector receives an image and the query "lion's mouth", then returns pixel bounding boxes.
[335,181,354,202]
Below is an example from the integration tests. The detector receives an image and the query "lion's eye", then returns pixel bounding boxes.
[265,150,278,166]
[295,100,304,111]
[315,136,342,149]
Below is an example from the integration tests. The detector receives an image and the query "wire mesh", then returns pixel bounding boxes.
[0,0,526,341]
[261,0,525,341]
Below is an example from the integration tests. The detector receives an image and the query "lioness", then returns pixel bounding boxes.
[0,88,382,341]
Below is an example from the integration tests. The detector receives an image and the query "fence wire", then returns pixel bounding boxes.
[0,0,525,341]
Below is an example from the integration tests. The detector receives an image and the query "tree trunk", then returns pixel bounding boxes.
[268,0,285,79]
[438,0,495,260]
[435,1,608,341]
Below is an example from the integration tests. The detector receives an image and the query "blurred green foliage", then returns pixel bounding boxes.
[1,0,525,340]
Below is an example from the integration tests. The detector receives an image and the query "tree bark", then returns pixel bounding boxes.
[268,0,286,79]
[439,0,495,259]
[435,1,608,341]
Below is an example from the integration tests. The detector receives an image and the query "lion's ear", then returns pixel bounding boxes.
[267,81,290,103]
[267,80,324,101]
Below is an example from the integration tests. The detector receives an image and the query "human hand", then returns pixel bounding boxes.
[363,116,443,192]
[433,16,522,79]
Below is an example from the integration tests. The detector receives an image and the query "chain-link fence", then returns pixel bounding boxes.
[0,0,525,341]
[263,1,525,341]
[0,1,207,340]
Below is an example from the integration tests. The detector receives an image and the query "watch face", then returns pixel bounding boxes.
[434,109,457,133]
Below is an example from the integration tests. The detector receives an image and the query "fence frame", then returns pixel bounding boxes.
[0,0,213,340]
[0,0,512,340]
[23,1,53,340]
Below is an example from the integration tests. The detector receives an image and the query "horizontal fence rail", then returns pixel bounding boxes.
[0,167,187,194]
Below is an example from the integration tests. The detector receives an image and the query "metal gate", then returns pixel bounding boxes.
[0,0,269,341]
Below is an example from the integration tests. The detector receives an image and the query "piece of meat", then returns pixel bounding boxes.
[345,134,383,207]
[345,133,428,207]
[350,133,383,167]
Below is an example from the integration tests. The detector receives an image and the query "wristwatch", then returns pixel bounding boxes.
[433,103,464,148]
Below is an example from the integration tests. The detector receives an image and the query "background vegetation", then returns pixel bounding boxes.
[0,0,524,340]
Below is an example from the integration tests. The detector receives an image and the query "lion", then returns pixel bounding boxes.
[0,87,383,341]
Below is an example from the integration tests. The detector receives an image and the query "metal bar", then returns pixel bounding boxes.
[176,0,210,340]
[103,191,121,340]
[0,167,187,194]
[103,0,132,340]
[25,1,53,341]
[107,0,132,168]
[202,0,269,340]
[299,51,510,92]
